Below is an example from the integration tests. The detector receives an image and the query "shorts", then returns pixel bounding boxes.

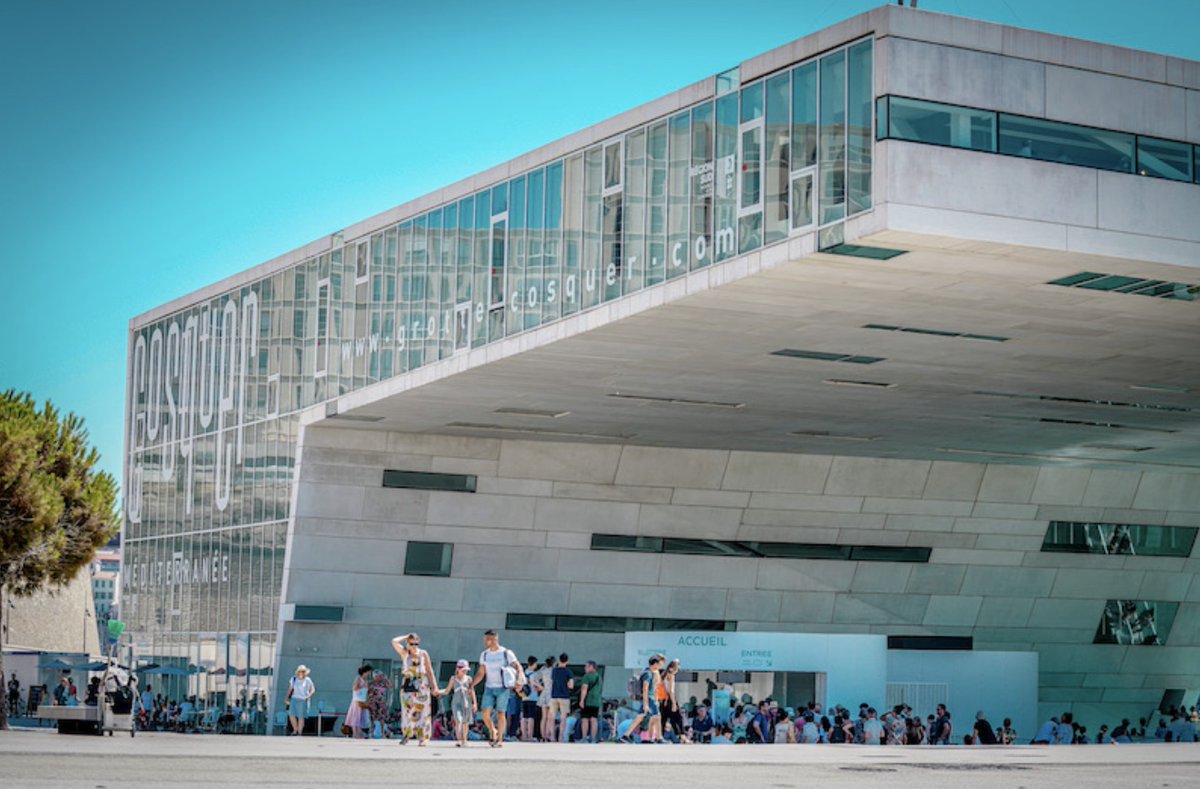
[580,705,599,719]
[641,699,660,717]
[481,686,511,711]
[289,698,310,719]
[522,700,539,718]
[550,698,571,718]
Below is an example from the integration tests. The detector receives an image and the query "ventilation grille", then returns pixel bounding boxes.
[1048,271,1197,301]
[822,244,907,260]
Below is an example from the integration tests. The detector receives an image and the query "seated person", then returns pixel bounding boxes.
[691,705,715,743]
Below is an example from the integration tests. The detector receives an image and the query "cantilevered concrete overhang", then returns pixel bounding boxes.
[314,231,1200,471]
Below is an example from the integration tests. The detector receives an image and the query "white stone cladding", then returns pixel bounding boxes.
[278,425,1200,731]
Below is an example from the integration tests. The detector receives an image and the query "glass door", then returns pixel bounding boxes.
[789,166,816,233]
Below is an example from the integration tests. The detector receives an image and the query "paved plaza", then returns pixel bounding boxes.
[2,730,1199,788]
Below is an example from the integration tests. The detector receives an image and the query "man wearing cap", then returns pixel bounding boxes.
[285,665,315,736]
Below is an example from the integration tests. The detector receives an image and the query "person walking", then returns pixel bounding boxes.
[471,629,523,748]
[620,654,663,743]
[7,673,20,716]
[391,633,438,746]
[578,660,602,743]
[549,653,574,743]
[344,665,372,739]
[367,669,393,738]
[284,665,314,736]
[661,660,687,743]
[440,659,477,747]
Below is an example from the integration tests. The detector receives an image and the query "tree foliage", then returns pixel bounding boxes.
[0,389,119,595]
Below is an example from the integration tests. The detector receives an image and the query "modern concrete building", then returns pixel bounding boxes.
[122,4,1200,735]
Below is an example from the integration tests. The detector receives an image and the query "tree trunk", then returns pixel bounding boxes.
[0,586,8,730]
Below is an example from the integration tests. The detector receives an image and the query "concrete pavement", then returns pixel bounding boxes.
[1,729,1199,788]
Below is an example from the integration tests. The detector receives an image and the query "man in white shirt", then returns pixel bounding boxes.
[471,629,523,747]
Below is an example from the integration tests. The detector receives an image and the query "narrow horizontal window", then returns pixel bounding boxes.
[1137,137,1193,182]
[848,545,931,563]
[589,534,930,563]
[887,635,972,651]
[506,613,734,633]
[1042,521,1197,558]
[1095,600,1177,646]
[743,542,850,560]
[404,541,454,577]
[998,113,1134,173]
[884,96,996,152]
[292,605,345,622]
[505,613,557,631]
[662,538,756,557]
[590,534,664,553]
[652,619,735,632]
[382,469,477,493]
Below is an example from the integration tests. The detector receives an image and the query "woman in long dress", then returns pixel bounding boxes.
[391,632,439,746]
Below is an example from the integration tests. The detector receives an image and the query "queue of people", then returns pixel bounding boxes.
[303,630,1032,747]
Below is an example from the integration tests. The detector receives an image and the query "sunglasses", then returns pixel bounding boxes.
[409,642,420,647]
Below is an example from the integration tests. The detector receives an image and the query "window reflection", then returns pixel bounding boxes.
[126,38,878,719]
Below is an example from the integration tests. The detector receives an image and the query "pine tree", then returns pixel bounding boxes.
[0,390,119,729]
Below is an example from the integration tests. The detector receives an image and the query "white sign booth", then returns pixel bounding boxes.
[625,632,1038,738]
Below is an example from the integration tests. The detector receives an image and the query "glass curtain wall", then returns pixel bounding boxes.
[122,37,873,724]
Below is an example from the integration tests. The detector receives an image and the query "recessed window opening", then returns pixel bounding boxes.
[590,534,929,563]
[771,349,885,364]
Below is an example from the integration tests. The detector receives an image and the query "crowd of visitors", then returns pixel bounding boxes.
[309,631,1200,747]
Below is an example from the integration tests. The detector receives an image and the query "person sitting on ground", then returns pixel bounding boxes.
[1032,716,1058,745]
[691,704,714,743]
[998,717,1017,745]
[973,710,997,745]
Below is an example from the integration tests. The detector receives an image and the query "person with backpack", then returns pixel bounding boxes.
[620,654,663,743]
[471,629,524,748]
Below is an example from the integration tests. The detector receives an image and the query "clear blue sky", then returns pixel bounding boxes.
[2,0,1198,488]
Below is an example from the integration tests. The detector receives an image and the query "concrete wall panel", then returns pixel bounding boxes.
[886,38,1045,116]
[1045,65,1187,139]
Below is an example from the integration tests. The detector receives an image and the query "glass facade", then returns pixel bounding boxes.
[122,38,873,713]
